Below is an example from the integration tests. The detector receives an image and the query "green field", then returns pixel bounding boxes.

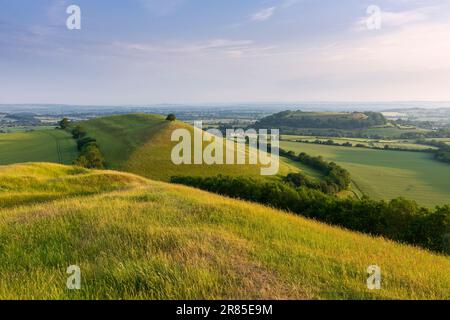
[81,114,305,182]
[280,126,431,139]
[0,130,78,165]
[0,163,448,299]
[0,126,57,133]
[280,141,450,207]
[360,126,431,138]
[281,135,437,151]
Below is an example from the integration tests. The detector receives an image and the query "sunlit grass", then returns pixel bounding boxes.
[0,163,448,300]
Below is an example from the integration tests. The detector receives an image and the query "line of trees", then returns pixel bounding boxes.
[171,175,450,254]
[417,139,450,164]
[59,119,105,169]
[73,135,105,169]
[280,149,351,193]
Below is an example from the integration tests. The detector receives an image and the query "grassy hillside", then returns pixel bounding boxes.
[0,163,147,209]
[0,163,449,299]
[0,130,77,165]
[256,110,386,130]
[81,114,306,181]
[280,141,450,207]
[256,111,431,138]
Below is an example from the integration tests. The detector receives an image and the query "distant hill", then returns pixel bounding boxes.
[80,114,307,181]
[0,163,448,299]
[255,110,387,130]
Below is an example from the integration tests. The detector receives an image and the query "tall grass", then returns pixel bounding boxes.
[0,163,448,299]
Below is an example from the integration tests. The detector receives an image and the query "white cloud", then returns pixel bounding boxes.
[114,39,255,55]
[251,7,276,22]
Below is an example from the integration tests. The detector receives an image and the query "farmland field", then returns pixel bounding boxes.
[280,141,450,207]
[0,130,78,165]
[281,135,437,151]
[278,125,431,139]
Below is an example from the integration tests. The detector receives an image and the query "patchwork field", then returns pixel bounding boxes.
[82,114,306,181]
[0,129,78,165]
[0,163,448,299]
[360,126,431,138]
[278,126,431,139]
[281,135,437,151]
[280,141,450,207]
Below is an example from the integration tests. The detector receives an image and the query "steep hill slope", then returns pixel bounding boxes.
[0,163,449,299]
[81,114,311,181]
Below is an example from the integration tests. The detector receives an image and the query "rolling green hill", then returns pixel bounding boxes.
[280,141,450,207]
[256,110,432,138]
[0,163,449,299]
[256,110,387,130]
[0,129,77,165]
[81,114,308,181]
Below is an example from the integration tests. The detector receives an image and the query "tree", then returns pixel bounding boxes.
[166,114,176,121]
[59,118,70,129]
[72,125,87,139]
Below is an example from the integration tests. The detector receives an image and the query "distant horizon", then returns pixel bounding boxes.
[3,100,450,105]
[2,101,450,115]
[0,100,450,108]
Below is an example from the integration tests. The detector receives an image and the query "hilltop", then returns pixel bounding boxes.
[254,110,440,139]
[255,110,387,130]
[0,163,449,299]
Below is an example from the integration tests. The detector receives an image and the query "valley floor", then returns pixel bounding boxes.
[280,141,450,207]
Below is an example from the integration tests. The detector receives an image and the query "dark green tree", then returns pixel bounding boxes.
[166,114,176,121]
[59,118,70,129]
[71,125,87,139]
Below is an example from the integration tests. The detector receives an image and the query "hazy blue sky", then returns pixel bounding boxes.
[1,0,450,104]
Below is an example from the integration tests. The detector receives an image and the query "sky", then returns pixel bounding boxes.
[1,0,450,105]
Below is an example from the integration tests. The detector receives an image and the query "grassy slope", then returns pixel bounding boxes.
[82,114,304,181]
[0,163,449,300]
[281,141,450,207]
[0,130,77,165]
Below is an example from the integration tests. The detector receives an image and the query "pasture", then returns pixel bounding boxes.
[0,129,77,165]
[280,141,450,207]
[281,135,437,151]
